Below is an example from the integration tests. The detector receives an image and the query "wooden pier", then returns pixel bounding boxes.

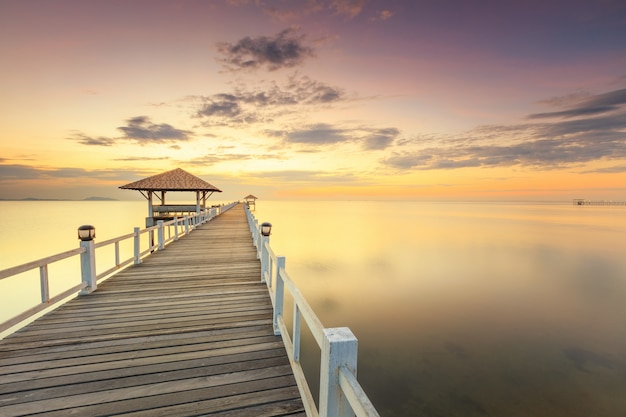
[0,204,305,416]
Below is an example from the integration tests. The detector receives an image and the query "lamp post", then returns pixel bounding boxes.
[77,225,97,294]
[77,225,96,241]
[260,222,272,282]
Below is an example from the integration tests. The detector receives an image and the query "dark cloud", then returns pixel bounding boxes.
[383,112,626,171]
[217,28,315,72]
[363,128,399,150]
[230,0,366,21]
[70,116,192,147]
[195,75,344,124]
[71,133,116,147]
[114,156,170,162]
[282,124,399,150]
[118,116,192,143]
[286,123,348,145]
[529,88,626,119]
[383,88,626,171]
[0,164,143,181]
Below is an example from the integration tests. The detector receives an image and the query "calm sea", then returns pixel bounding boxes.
[2,200,626,416]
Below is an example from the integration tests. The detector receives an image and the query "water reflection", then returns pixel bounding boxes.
[254,201,626,417]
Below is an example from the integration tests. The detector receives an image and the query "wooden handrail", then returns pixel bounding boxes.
[246,204,380,417]
[0,201,238,336]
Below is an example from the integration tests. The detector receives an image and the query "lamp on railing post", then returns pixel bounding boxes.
[260,222,272,282]
[77,225,97,295]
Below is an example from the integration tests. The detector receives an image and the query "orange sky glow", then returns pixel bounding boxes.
[1,0,625,202]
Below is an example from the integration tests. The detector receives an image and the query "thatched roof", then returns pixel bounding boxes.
[119,168,222,192]
[244,194,258,200]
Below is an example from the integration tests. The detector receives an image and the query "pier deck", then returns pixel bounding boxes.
[0,204,305,416]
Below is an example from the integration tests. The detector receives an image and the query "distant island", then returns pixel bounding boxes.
[0,197,118,201]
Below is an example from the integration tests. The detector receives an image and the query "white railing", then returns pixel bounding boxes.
[245,205,380,417]
[0,202,238,335]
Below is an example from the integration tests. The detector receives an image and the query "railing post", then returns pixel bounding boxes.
[320,328,358,417]
[273,256,285,336]
[79,239,97,295]
[174,217,179,240]
[133,227,142,265]
[184,215,189,235]
[255,220,260,257]
[40,265,49,303]
[293,304,301,361]
[157,220,165,250]
[260,234,269,282]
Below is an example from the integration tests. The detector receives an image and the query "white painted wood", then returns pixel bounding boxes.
[39,265,49,303]
[339,366,380,417]
[278,315,320,417]
[0,248,85,281]
[0,282,86,334]
[260,236,269,282]
[293,304,301,362]
[273,257,285,336]
[133,227,142,265]
[320,327,358,417]
[79,240,97,295]
[157,220,165,250]
[244,206,380,417]
[2,202,241,337]
[115,241,120,266]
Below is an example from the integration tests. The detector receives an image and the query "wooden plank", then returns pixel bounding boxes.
[0,204,305,416]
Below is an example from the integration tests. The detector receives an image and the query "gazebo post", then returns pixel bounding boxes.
[147,191,154,225]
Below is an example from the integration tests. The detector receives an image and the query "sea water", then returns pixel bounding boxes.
[2,200,626,416]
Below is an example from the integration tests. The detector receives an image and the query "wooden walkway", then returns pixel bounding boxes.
[0,204,305,416]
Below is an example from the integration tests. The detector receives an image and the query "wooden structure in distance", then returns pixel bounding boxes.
[0,204,305,416]
[244,194,258,210]
[120,168,222,226]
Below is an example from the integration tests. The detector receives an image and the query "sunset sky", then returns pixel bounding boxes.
[1,0,625,201]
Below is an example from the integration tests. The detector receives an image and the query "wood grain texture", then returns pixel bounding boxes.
[0,204,305,416]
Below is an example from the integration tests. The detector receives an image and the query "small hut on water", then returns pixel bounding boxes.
[120,168,222,226]
[244,194,258,210]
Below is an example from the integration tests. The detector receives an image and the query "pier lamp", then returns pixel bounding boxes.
[77,225,96,241]
[260,222,272,237]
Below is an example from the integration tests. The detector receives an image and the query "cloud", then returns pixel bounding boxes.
[71,133,116,147]
[0,163,144,182]
[114,156,171,162]
[382,88,626,171]
[195,74,344,124]
[329,0,365,17]
[280,124,399,150]
[70,116,192,147]
[363,128,400,150]
[118,116,192,143]
[217,28,315,72]
[379,10,393,20]
[230,0,366,20]
[286,123,348,145]
[528,88,626,119]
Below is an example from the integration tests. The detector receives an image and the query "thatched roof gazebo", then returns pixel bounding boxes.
[243,194,258,209]
[120,168,222,226]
